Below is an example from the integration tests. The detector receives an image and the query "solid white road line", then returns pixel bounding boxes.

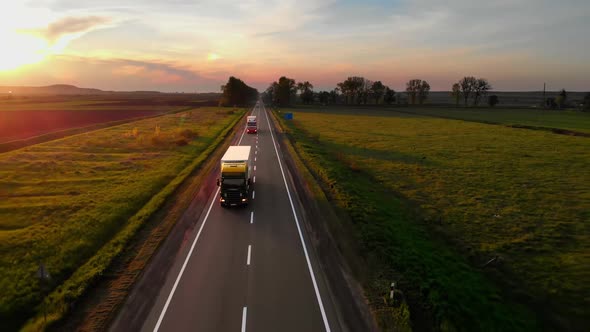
[241,307,248,332]
[153,187,220,332]
[262,104,332,332]
[247,245,252,265]
[250,211,254,223]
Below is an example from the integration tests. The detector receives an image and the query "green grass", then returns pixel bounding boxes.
[387,107,590,134]
[275,107,589,331]
[0,107,244,330]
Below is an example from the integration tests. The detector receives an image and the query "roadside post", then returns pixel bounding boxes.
[37,263,51,325]
[390,282,395,301]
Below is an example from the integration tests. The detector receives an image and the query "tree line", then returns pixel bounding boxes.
[219,75,589,110]
[262,76,398,106]
[219,76,258,107]
[261,75,499,107]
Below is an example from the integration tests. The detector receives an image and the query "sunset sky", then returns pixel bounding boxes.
[1,0,589,92]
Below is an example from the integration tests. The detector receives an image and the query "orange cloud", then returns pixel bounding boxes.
[113,65,144,76]
[113,64,184,83]
[41,16,111,42]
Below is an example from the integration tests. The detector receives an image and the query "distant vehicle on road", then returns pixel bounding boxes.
[246,115,257,134]
[217,145,252,207]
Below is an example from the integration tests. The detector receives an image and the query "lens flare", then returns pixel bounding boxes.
[0,31,49,71]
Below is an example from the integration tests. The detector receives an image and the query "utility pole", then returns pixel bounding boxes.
[543,82,546,108]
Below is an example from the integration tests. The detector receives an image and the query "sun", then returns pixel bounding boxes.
[0,2,54,71]
[0,31,48,71]
[207,52,220,61]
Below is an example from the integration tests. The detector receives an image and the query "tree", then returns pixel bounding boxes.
[262,82,274,104]
[584,92,590,111]
[370,81,386,104]
[337,76,365,104]
[417,80,430,104]
[488,95,499,107]
[384,87,396,104]
[318,91,330,104]
[330,89,339,104]
[458,76,477,106]
[546,97,557,109]
[556,89,567,108]
[451,83,461,107]
[359,79,372,104]
[297,81,314,104]
[272,76,296,106]
[219,76,258,107]
[405,79,422,104]
[262,81,280,106]
[473,78,492,106]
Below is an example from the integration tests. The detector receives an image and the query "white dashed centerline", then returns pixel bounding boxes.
[250,211,254,224]
[252,191,256,200]
[254,165,257,171]
[253,176,256,183]
[247,245,252,265]
[241,307,247,332]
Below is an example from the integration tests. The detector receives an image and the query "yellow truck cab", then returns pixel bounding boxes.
[217,146,252,207]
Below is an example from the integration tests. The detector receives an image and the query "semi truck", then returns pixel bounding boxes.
[246,115,257,134]
[217,145,252,207]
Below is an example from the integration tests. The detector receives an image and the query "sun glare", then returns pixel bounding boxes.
[0,3,56,71]
[207,53,220,61]
[0,31,49,71]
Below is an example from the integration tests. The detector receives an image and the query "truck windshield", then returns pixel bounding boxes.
[222,178,244,186]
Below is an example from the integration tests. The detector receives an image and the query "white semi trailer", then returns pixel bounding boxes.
[217,145,252,207]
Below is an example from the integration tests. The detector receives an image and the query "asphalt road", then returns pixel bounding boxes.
[121,102,340,332]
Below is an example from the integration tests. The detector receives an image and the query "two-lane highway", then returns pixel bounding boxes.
[124,102,339,332]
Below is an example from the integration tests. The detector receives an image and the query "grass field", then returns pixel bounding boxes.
[0,107,243,330]
[275,107,589,330]
[421,91,588,107]
[387,107,590,134]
